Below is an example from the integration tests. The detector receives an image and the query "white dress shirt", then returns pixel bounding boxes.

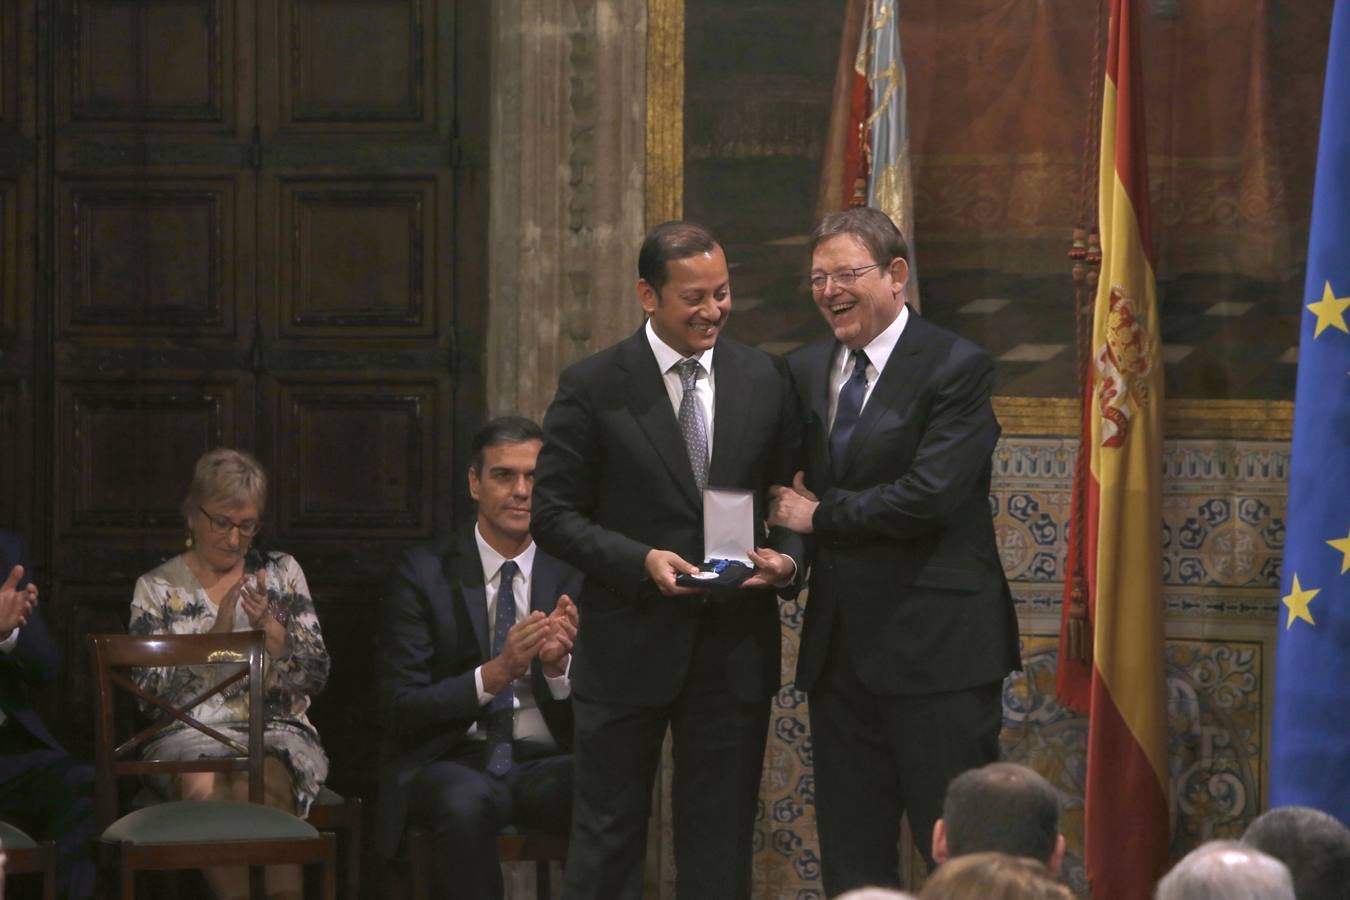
[646,319,716,452]
[645,318,799,583]
[827,303,910,431]
[469,527,570,746]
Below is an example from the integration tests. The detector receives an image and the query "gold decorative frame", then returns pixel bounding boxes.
[644,3,1293,441]
[994,397,1293,440]
[646,0,684,224]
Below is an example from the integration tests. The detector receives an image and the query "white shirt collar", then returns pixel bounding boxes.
[837,303,910,375]
[473,523,537,588]
[646,318,715,375]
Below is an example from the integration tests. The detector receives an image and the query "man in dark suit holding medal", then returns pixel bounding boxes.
[532,221,804,899]
[768,207,1021,896]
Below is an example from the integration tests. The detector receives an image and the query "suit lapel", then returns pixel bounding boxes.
[446,531,490,659]
[707,341,749,488]
[622,328,703,510]
[838,307,931,479]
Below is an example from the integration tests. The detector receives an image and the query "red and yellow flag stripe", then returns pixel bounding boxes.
[1068,0,1171,895]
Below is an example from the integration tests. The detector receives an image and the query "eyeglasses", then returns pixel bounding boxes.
[198,506,261,537]
[808,264,882,292]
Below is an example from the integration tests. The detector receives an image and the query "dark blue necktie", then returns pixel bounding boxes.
[830,349,870,478]
[485,559,519,776]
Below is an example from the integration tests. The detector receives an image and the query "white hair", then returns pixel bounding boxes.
[1156,841,1294,900]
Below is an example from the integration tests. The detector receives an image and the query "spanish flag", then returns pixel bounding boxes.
[1056,0,1170,895]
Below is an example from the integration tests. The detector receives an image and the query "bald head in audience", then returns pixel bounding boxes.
[931,762,1065,874]
[1242,806,1350,900]
[1155,840,1294,900]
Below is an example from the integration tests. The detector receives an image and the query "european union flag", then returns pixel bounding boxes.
[1270,0,1350,826]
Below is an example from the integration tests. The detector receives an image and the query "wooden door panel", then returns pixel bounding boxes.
[300,582,382,792]
[63,0,239,127]
[51,579,145,753]
[1,2,34,538]
[266,376,447,539]
[0,179,17,336]
[0,381,22,528]
[274,0,436,129]
[55,376,255,536]
[36,7,481,893]
[56,174,252,336]
[0,4,16,129]
[276,177,439,335]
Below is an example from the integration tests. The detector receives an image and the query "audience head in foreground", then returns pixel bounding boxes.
[932,761,1065,874]
[919,852,1072,900]
[835,889,916,900]
[1155,840,1294,900]
[1242,805,1350,900]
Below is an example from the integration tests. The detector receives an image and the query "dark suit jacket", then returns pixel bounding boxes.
[0,532,68,781]
[374,530,583,857]
[788,310,1021,696]
[532,327,804,708]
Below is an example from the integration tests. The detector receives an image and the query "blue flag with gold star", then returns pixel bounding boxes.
[1271,0,1350,826]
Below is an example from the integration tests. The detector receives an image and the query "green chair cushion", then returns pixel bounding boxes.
[0,820,37,849]
[99,800,320,846]
[313,786,344,806]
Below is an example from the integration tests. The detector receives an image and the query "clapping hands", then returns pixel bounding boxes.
[539,595,578,677]
[0,565,39,637]
[483,595,579,693]
[238,569,273,629]
[210,570,287,658]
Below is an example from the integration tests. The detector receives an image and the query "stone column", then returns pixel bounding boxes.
[488,0,649,422]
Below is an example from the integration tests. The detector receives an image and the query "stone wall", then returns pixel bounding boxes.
[488,0,649,423]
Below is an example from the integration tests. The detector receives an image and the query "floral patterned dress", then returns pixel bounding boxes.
[129,552,331,815]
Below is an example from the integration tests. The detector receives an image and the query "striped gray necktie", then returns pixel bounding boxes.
[676,358,709,493]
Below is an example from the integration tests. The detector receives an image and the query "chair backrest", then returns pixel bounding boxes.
[88,630,266,829]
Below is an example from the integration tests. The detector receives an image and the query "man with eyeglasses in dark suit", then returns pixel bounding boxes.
[768,207,1020,896]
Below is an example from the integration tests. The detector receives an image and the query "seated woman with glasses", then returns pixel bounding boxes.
[129,447,330,900]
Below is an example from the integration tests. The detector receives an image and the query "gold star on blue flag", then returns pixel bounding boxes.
[1271,0,1350,828]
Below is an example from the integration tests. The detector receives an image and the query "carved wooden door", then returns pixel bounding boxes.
[251,0,463,797]
[0,3,37,545]
[41,0,483,846]
[51,0,262,662]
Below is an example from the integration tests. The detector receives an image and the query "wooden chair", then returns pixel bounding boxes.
[89,631,336,899]
[495,826,568,899]
[303,787,362,900]
[0,820,57,900]
[395,825,567,900]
